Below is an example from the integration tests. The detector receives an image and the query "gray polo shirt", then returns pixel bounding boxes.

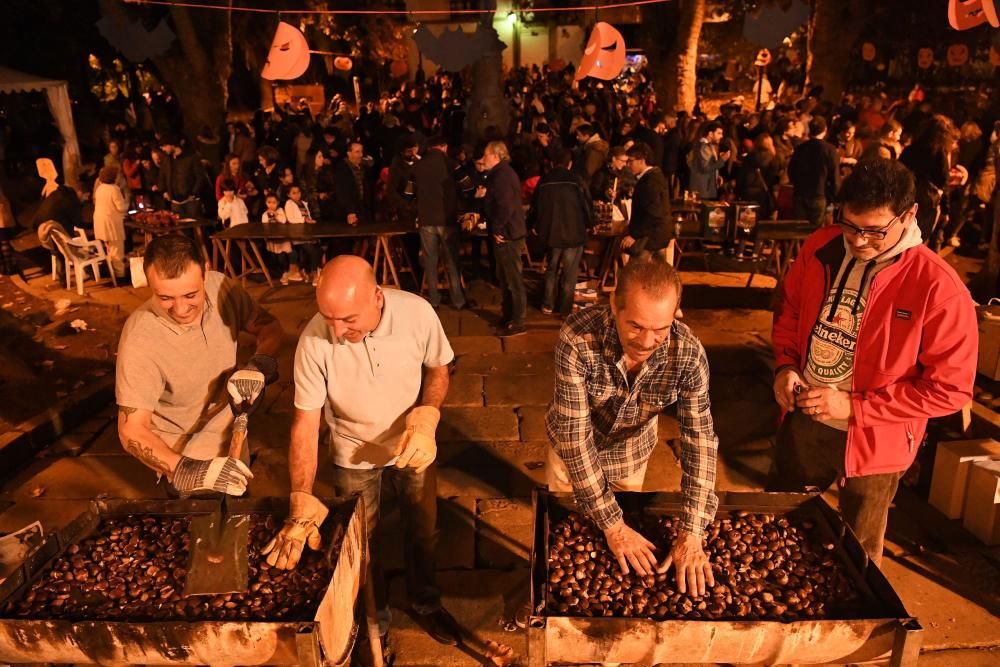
[116,271,256,459]
[293,288,454,470]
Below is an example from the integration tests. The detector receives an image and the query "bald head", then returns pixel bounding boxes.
[316,256,383,344]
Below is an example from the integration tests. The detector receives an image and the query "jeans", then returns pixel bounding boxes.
[542,245,583,315]
[419,226,466,308]
[766,410,901,565]
[793,196,828,228]
[494,238,526,326]
[332,463,441,635]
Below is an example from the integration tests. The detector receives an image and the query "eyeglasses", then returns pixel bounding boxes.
[834,210,904,241]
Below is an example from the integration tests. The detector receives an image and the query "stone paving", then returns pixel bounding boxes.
[1,267,999,665]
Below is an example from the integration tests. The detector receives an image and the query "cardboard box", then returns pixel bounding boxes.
[963,460,1000,545]
[976,300,1000,380]
[929,439,1000,519]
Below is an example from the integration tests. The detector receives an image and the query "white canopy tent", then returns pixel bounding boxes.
[0,66,82,188]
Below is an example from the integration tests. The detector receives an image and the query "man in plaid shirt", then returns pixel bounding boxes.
[545,257,720,596]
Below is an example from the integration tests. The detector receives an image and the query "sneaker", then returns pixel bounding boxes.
[497,322,527,337]
[541,306,554,315]
[279,271,290,286]
[299,271,310,283]
[311,273,320,287]
[948,236,961,248]
[287,271,304,283]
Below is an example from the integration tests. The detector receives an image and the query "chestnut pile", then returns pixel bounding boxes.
[131,210,181,227]
[4,514,337,621]
[546,511,863,621]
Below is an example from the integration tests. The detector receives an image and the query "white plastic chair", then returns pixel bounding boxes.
[50,228,117,296]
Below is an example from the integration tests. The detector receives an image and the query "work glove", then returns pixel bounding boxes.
[262,491,330,570]
[393,406,440,474]
[172,455,253,496]
[227,354,278,416]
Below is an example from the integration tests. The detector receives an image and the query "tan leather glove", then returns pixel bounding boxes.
[393,406,440,474]
[261,491,329,570]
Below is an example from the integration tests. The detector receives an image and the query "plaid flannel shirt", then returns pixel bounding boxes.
[545,305,719,536]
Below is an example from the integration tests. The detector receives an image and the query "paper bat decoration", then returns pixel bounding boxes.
[413,24,505,72]
[96,14,175,63]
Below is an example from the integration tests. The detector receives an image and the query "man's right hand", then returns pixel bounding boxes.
[604,518,658,576]
[262,491,329,569]
[172,455,253,496]
[773,366,806,412]
[347,213,359,226]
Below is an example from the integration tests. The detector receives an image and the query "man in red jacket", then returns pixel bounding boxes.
[770,157,976,564]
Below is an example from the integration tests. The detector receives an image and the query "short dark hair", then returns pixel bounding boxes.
[221,178,236,193]
[257,145,280,165]
[535,122,551,135]
[427,134,448,148]
[700,121,723,138]
[610,145,628,159]
[626,141,653,163]
[575,123,594,137]
[98,165,119,184]
[837,157,916,216]
[553,147,573,168]
[808,115,828,137]
[614,255,682,309]
[143,234,203,278]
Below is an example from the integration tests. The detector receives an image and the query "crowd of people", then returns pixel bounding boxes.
[3,63,998,311]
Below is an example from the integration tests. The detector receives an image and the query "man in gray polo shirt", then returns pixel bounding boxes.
[261,255,461,648]
[116,234,284,496]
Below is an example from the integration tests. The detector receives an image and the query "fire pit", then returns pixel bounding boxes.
[527,490,922,666]
[0,497,366,666]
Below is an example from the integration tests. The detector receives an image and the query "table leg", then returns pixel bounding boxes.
[193,226,211,266]
[378,235,401,288]
[248,240,273,288]
[217,239,237,280]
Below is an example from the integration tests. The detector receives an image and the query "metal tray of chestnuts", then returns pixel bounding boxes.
[526,490,922,667]
[0,496,366,666]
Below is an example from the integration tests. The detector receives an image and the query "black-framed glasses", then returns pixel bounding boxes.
[834,209,904,241]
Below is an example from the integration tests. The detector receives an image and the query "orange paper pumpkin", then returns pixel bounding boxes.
[948,0,999,30]
[861,42,876,62]
[917,48,934,69]
[389,60,409,78]
[947,43,969,67]
[575,22,627,81]
[262,21,311,81]
[334,56,353,71]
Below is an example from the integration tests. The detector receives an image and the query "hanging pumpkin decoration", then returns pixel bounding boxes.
[575,22,627,81]
[334,56,353,71]
[262,21,311,81]
[389,60,409,78]
[861,42,876,62]
[947,43,970,67]
[948,0,999,31]
[917,48,934,69]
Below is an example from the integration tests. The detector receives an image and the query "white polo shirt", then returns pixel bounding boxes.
[293,288,454,469]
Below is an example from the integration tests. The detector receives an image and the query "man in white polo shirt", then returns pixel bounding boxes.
[262,255,460,648]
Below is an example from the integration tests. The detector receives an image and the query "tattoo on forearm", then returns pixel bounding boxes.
[118,406,138,423]
[126,438,169,474]
[251,307,277,328]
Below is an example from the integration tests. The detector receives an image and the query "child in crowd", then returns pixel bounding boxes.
[283,184,323,285]
[262,193,296,285]
[217,179,249,274]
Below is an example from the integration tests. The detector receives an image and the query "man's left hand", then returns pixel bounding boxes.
[657,530,714,596]
[621,235,636,250]
[795,386,853,421]
[393,406,440,473]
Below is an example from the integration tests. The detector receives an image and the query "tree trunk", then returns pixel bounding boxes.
[99,0,232,138]
[465,18,510,146]
[805,0,866,101]
[645,0,704,114]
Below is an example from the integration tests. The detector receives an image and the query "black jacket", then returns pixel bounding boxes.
[529,167,594,248]
[484,160,526,241]
[788,138,839,200]
[414,149,458,228]
[333,159,369,224]
[160,149,199,201]
[629,167,672,250]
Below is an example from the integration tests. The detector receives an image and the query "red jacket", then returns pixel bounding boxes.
[772,225,977,477]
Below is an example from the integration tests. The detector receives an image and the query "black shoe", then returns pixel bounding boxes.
[497,322,527,337]
[415,607,461,645]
